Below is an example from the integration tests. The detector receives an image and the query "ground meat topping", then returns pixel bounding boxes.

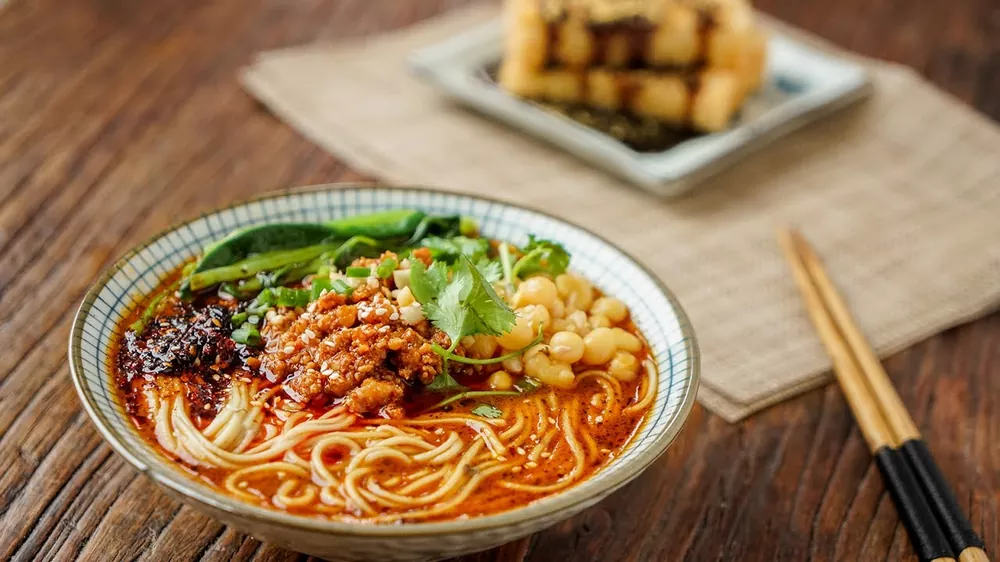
[259,260,444,418]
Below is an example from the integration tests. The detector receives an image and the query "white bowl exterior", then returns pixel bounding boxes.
[70,186,698,561]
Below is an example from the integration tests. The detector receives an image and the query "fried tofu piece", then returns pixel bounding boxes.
[499,63,745,132]
[499,0,767,132]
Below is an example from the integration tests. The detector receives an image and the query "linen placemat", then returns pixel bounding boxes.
[241,4,1000,421]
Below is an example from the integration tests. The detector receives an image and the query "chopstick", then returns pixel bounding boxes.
[777,229,989,562]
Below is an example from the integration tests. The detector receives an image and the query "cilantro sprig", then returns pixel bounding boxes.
[511,235,570,279]
[411,254,515,349]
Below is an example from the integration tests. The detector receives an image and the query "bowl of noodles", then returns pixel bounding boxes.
[69,185,699,562]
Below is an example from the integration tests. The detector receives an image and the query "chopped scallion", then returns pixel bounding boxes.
[330,279,354,296]
[310,278,333,300]
[376,258,397,279]
[275,287,310,308]
[231,322,261,346]
[346,266,371,278]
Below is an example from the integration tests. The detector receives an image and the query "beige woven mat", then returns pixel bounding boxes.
[242,4,1000,421]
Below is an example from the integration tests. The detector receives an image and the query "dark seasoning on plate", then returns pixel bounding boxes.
[482,62,706,153]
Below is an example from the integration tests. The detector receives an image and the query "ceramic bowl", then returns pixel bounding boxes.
[69,185,699,561]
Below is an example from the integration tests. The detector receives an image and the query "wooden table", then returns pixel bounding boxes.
[1,0,997,560]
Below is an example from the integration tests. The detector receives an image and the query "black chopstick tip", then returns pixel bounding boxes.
[874,447,956,562]
[900,440,987,554]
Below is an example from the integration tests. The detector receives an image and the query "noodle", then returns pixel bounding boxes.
[115,245,658,523]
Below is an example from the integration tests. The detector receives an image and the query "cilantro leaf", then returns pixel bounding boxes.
[420,236,490,263]
[424,255,514,346]
[475,258,503,284]
[459,255,515,337]
[512,235,570,279]
[471,403,503,419]
[513,376,542,393]
[423,275,470,346]
[426,370,467,393]
[409,260,448,305]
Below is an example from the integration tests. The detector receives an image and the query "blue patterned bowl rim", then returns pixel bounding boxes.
[69,184,700,537]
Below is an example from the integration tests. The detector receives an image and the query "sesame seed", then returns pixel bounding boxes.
[516,447,526,456]
[277,471,286,479]
[511,466,522,473]
[304,329,316,338]
[600,448,611,455]
[238,482,249,488]
[283,345,296,354]
[530,434,538,441]
[241,377,252,383]
[595,415,604,423]
[203,404,211,411]
[434,428,445,435]
[300,333,310,343]
[548,417,557,425]
[540,452,550,459]
[375,307,387,316]
[389,313,399,321]
[496,455,507,462]
[525,461,538,469]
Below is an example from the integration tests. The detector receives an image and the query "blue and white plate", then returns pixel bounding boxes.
[70,185,699,562]
[410,19,871,197]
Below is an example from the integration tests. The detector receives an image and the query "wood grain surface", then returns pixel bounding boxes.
[0,0,997,561]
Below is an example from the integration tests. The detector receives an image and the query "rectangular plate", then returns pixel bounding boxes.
[409,18,872,197]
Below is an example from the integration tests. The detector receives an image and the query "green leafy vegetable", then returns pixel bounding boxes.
[471,404,503,419]
[511,235,570,279]
[329,236,381,270]
[376,258,397,279]
[193,223,342,274]
[188,243,338,291]
[326,209,426,240]
[346,266,371,278]
[403,215,463,246]
[420,236,490,263]
[184,211,468,295]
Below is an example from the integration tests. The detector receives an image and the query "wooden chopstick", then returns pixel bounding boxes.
[785,230,989,562]
[776,229,986,562]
